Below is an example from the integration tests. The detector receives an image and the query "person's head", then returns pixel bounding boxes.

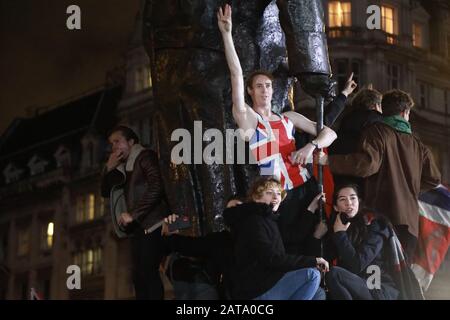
[332,184,361,219]
[351,88,382,113]
[248,177,286,212]
[382,89,414,121]
[246,70,274,108]
[107,125,140,160]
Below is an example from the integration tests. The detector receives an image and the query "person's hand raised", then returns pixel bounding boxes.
[341,72,358,97]
[217,4,232,34]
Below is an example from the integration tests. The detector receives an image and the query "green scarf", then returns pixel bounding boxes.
[383,115,412,134]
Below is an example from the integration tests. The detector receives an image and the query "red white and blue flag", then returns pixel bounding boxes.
[249,114,311,190]
[412,184,450,291]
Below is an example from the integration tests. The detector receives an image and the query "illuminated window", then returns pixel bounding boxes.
[88,194,95,220]
[381,5,397,44]
[328,2,352,27]
[413,23,423,48]
[73,248,102,276]
[17,228,30,257]
[41,222,54,251]
[76,194,97,223]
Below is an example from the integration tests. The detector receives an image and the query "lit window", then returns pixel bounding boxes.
[73,248,102,276]
[41,222,54,251]
[381,5,397,44]
[88,194,95,220]
[328,2,352,27]
[413,23,423,48]
[76,194,97,223]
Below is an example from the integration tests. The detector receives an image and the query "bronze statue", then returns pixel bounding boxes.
[142,0,335,234]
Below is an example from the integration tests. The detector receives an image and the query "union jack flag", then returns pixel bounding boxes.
[412,184,450,291]
[249,114,311,190]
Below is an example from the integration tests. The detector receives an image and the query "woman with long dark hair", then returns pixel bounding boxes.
[323,184,400,300]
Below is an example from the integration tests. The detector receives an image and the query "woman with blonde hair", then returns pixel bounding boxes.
[223,176,329,300]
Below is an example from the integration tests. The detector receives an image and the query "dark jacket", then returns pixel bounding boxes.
[325,214,399,299]
[328,109,383,189]
[223,202,317,299]
[101,145,169,233]
[329,122,441,237]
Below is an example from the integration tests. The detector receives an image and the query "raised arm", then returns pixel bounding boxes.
[217,4,257,136]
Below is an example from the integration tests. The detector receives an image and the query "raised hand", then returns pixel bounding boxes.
[106,150,124,172]
[341,72,358,97]
[217,4,232,34]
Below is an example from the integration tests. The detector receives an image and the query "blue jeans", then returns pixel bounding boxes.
[312,286,327,300]
[254,268,320,300]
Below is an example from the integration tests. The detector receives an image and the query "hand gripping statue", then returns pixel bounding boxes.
[142,0,335,234]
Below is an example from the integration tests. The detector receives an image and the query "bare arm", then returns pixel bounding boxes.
[283,111,337,148]
[217,5,257,137]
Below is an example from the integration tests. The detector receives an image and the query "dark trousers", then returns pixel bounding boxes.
[325,267,374,300]
[394,225,418,261]
[131,227,166,300]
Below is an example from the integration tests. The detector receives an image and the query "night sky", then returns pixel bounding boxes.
[0,0,141,135]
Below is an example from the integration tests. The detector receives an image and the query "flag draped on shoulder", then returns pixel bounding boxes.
[412,185,450,291]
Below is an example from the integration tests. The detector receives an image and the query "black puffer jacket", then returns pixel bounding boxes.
[223,202,317,299]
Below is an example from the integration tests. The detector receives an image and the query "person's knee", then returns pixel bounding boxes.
[326,267,343,285]
[307,268,321,286]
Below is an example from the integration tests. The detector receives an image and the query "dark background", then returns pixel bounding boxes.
[0,0,141,135]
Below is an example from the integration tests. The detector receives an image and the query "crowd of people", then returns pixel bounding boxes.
[100,4,441,300]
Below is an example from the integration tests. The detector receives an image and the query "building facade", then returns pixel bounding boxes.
[0,0,449,299]
[320,0,450,298]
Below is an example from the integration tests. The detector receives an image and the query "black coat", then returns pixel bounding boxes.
[223,202,317,299]
[324,214,399,299]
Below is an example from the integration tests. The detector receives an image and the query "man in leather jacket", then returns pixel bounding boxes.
[101,126,169,300]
